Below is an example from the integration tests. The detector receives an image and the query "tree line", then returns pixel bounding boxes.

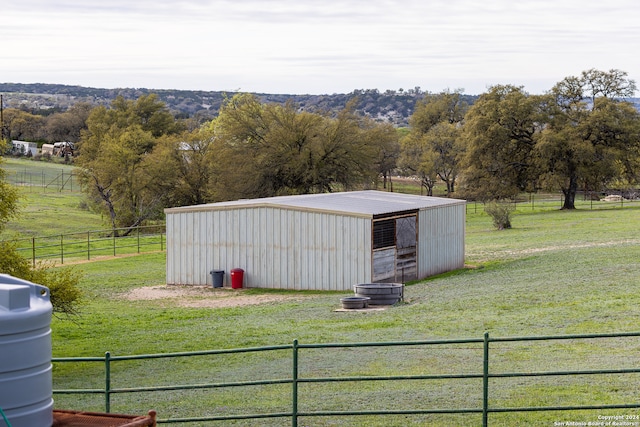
[402,69,640,210]
[0,83,437,129]
[2,68,640,235]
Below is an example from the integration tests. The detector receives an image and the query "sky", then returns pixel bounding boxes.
[2,0,639,95]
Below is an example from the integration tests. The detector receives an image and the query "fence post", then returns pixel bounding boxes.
[482,332,489,427]
[137,226,140,253]
[292,339,299,427]
[60,234,64,265]
[87,231,91,261]
[105,352,111,413]
[32,237,36,267]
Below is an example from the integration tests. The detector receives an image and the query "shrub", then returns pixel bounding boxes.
[0,240,83,317]
[485,200,515,230]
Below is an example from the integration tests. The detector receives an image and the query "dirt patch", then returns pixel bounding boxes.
[122,285,307,308]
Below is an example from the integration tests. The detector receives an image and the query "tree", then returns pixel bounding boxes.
[537,69,639,209]
[399,131,438,196]
[77,94,184,234]
[44,102,93,143]
[169,127,218,206]
[0,156,20,230]
[2,108,45,142]
[315,101,382,191]
[367,122,400,190]
[423,122,464,195]
[402,90,468,196]
[411,90,468,132]
[460,85,542,201]
[211,94,384,198]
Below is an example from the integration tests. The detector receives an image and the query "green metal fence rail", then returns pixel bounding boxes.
[52,331,640,426]
[9,224,165,266]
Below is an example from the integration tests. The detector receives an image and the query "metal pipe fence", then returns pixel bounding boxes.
[11,225,165,266]
[52,331,640,426]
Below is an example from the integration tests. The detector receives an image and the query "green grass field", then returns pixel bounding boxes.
[4,158,640,425]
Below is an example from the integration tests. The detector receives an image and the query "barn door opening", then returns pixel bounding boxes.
[395,216,417,280]
[372,213,417,283]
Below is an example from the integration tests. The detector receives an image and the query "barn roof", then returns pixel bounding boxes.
[165,190,465,217]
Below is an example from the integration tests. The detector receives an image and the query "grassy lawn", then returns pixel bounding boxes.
[47,204,640,425]
[2,158,101,238]
[4,159,640,425]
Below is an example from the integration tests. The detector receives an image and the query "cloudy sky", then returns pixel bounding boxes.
[2,0,638,95]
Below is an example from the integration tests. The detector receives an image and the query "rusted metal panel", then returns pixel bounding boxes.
[53,410,156,427]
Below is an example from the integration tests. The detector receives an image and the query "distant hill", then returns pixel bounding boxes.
[0,83,478,127]
[4,83,638,127]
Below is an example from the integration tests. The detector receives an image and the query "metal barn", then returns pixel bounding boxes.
[164,190,466,291]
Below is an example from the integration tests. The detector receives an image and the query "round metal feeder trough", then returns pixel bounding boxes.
[340,296,371,309]
[353,283,404,305]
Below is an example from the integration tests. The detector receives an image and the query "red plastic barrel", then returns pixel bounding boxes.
[230,268,244,289]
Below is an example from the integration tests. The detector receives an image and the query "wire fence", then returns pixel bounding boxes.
[12,225,165,266]
[5,165,80,193]
[465,192,640,214]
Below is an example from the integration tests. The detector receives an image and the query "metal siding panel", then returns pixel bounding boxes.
[285,210,294,289]
[279,209,288,288]
[191,212,200,285]
[165,214,175,284]
[206,212,214,285]
[217,210,228,282]
[234,209,248,280]
[277,209,287,288]
[417,204,465,279]
[184,212,194,285]
[266,207,276,288]
[327,214,335,290]
[314,212,325,290]
[176,212,186,284]
[347,216,360,289]
[250,208,261,287]
[272,209,282,288]
[167,203,381,290]
[238,208,248,285]
[336,215,345,291]
[363,219,373,284]
[299,211,311,290]
[342,216,351,289]
[311,212,322,290]
[322,214,330,289]
[264,208,274,288]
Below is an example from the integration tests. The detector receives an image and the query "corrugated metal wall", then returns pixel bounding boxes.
[166,207,372,290]
[417,202,466,277]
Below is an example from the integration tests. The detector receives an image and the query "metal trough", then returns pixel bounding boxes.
[340,296,371,309]
[353,283,404,305]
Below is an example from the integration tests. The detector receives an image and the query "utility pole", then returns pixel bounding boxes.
[0,94,7,142]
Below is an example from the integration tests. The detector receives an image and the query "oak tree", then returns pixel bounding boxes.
[402,90,468,196]
[211,94,385,198]
[460,85,542,201]
[77,95,184,234]
[537,69,639,209]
